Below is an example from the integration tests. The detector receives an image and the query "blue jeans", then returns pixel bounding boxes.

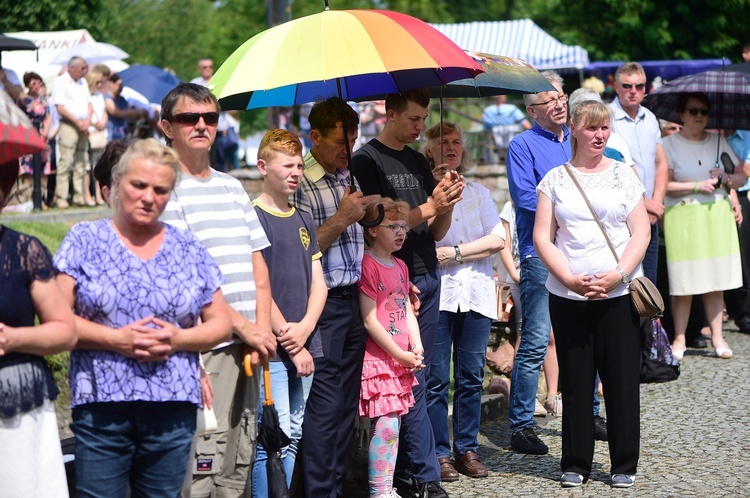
[252,360,312,498]
[509,257,552,430]
[427,310,492,457]
[72,401,195,498]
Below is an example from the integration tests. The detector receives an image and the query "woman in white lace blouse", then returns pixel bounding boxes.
[533,101,650,489]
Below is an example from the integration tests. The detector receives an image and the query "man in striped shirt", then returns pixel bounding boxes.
[291,97,380,498]
[160,83,276,498]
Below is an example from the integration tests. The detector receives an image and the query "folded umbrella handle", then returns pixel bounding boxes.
[262,360,274,406]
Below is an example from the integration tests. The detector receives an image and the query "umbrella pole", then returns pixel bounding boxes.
[439,91,444,164]
[334,77,384,227]
[263,360,274,407]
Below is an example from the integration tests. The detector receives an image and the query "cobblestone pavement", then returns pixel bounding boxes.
[441,326,750,498]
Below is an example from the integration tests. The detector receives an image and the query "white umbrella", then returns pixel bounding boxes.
[50,41,128,65]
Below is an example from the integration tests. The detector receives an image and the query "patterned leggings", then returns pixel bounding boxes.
[368,413,401,496]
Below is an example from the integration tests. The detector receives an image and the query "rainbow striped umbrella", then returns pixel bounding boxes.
[210,8,483,110]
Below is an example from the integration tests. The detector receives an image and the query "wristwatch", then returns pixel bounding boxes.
[454,245,463,262]
[615,266,630,284]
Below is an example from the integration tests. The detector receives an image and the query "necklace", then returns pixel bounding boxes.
[366,250,395,267]
[684,132,707,166]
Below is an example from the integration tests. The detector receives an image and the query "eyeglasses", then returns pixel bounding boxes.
[379,223,410,234]
[171,112,220,125]
[201,65,213,69]
[529,94,568,108]
[620,83,646,91]
[687,108,709,116]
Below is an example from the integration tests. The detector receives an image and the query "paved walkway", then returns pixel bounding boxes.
[442,326,750,497]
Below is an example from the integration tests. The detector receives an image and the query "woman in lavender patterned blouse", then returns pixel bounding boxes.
[54,139,232,498]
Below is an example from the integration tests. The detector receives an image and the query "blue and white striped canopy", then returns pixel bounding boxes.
[430,19,589,71]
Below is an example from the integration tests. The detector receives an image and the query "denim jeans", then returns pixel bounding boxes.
[642,222,658,284]
[72,401,196,498]
[427,310,492,457]
[509,257,552,430]
[252,360,312,498]
[397,270,441,483]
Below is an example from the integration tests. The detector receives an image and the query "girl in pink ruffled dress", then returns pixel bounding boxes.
[358,199,424,498]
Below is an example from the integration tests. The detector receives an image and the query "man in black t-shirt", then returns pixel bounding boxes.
[351,88,463,498]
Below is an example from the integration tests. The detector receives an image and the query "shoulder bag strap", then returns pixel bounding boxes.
[562,163,620,263]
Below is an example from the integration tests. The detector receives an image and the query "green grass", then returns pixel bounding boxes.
[3,220,73,254]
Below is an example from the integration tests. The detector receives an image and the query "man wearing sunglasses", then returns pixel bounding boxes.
[609,62,668,286]
[160,83,276,498]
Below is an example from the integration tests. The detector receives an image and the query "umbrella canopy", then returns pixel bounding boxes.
[427,51,555,98]
[0,34,37,52]
[211,8,483,110]
[0,34,37,65]
[644,70,750,130]
[50,41,129,65]
[0,89,46,164]
[118,65,182,105]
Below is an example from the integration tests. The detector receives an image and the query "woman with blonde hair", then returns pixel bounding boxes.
[54,139,232,497]
[534,101,649,488]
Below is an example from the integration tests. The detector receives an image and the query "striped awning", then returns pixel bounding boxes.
[430,19,590,71]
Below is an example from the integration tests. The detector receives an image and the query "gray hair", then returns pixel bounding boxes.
[524,70,564,106]
[568,88,602,115]
[68,56,86,68]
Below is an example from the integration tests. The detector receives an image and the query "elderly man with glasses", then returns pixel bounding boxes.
[505,70,570,456]
[609,62,668,287]
[159,82,277,498]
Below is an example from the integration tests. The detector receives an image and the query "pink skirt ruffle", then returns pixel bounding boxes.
[359,358,418,418]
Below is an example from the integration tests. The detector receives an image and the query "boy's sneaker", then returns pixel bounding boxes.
[510,426,549,455]
[611,474,635,488]
[560,472,585,487]
[594,415,609,441]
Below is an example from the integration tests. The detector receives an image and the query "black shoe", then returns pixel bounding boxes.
[510,426,549,455]
[393,470,421,498]
[687,336,708,348]
[420,481,450,498]
[594,415,608,441]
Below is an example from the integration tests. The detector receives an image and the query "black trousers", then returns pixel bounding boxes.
[294,286,366,498]
[550,294,640,477]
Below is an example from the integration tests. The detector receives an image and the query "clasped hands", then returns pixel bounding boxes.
[122,315,178,362]
[566,270,622,300]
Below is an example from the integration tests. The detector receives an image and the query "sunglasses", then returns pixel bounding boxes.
[687,108,709,116]
[621,83,646,91]
[171,112,220,125]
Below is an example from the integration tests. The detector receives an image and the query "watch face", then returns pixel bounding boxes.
[455,254,463,262]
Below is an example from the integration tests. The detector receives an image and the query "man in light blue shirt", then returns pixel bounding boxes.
[608,62,668,284]
[726,130,750,333]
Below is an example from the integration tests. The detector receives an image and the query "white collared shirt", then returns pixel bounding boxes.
[609,97,662,199]
[53,72,91,121]
[436,181,506,319]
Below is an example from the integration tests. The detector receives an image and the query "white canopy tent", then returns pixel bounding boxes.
[430,19,589,79]
[1,30,128,87]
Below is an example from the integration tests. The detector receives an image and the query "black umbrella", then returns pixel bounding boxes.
[0,34,37,65]
[257,360,291,498]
